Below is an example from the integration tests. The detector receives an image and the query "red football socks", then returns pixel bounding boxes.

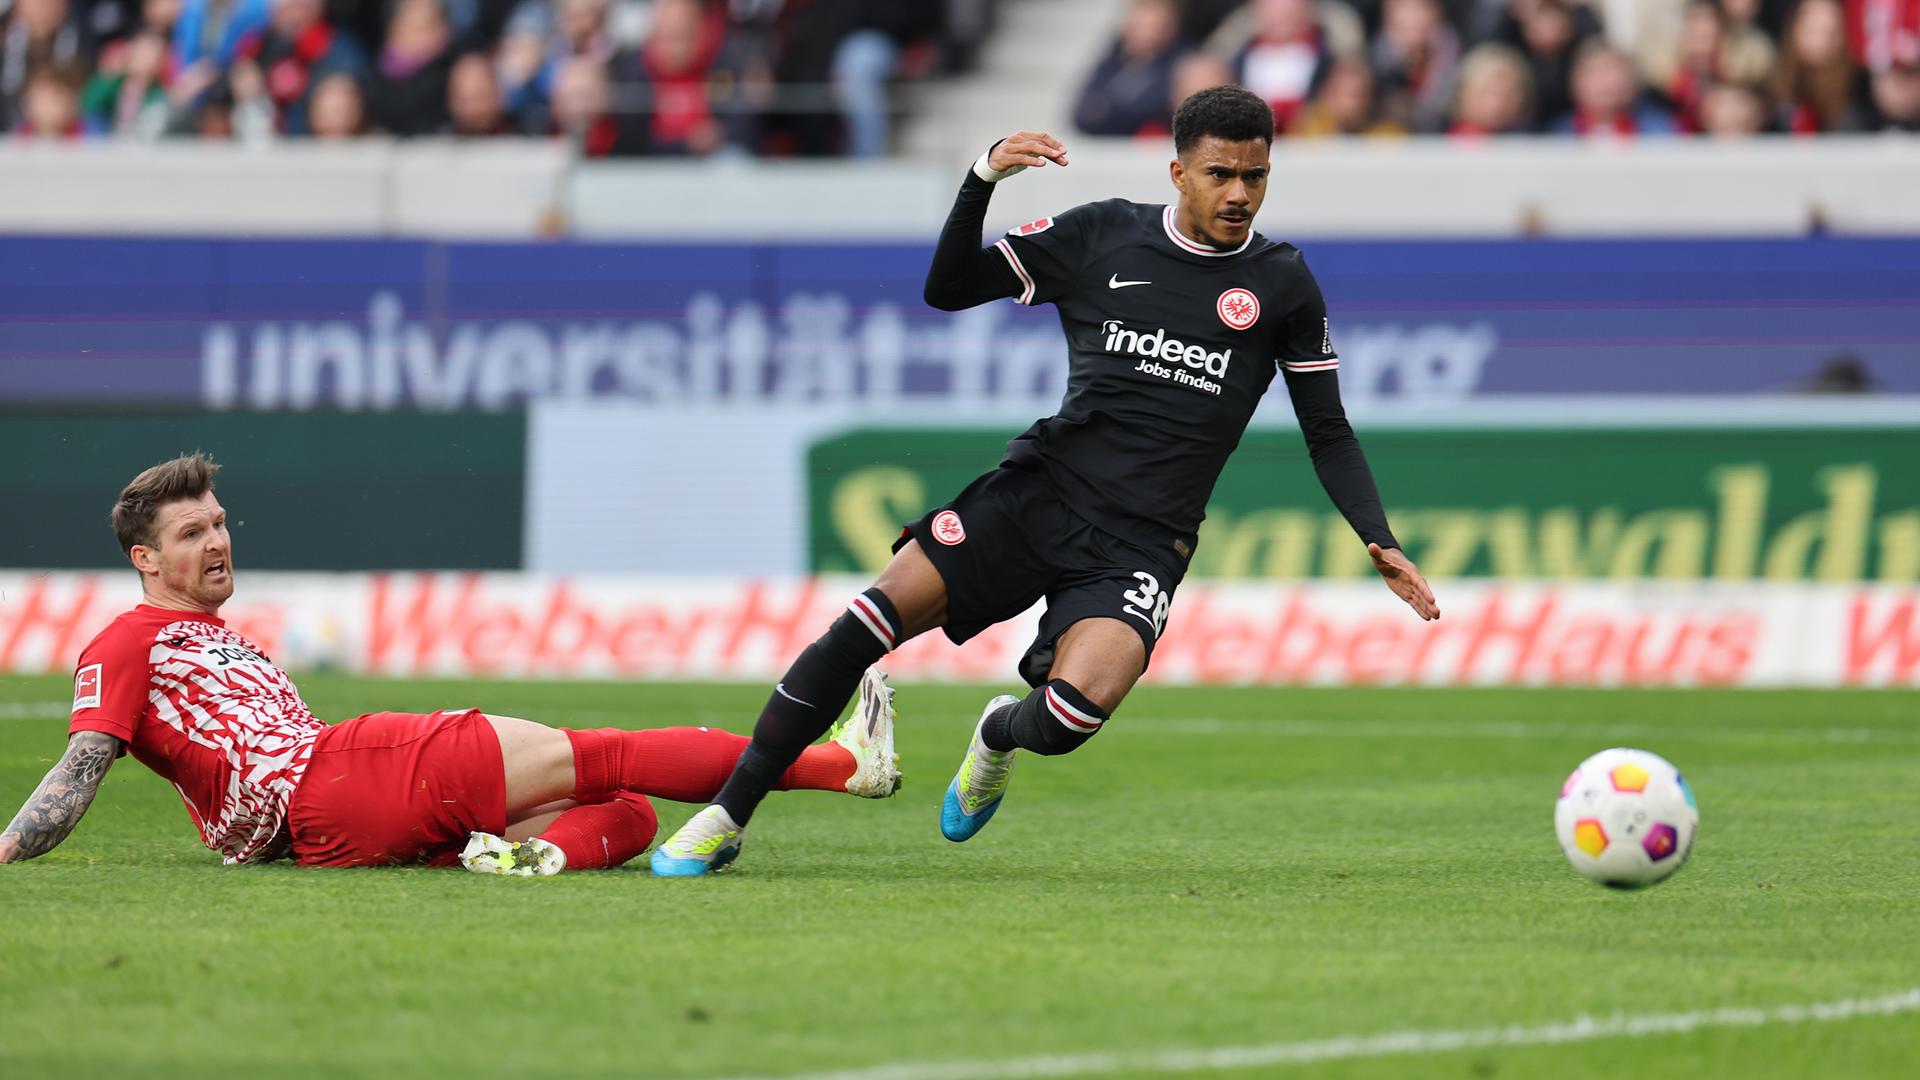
[536,792,659,870]
[563,726,856,804]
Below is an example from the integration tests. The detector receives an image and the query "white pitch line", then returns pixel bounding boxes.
[1106,716,1920,745]
[0,702,73,720]
[723,988,1920,1080]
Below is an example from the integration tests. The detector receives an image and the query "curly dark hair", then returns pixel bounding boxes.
[1172,85,1274,154]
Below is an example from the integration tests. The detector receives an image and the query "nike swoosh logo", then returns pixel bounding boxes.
[1108,275,1151,289]
[776,683,816,708]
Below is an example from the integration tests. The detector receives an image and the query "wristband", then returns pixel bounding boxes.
[972,142,1027,183]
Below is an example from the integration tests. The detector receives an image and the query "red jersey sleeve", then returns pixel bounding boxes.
[68,622,149,750]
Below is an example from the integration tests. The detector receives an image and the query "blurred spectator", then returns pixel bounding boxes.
[79,22,171,135]
[603,0,734,154]
[1698,77,1771,134]
[306,65,364,135]
[1774,0,1871,131]
[443,48,510,133]
[1644,0,1774,132]
[1653,0,1777,129]
[832,3,927,157]
[2,0,98,130]
[499,0,611,135]
[1167,47,1236,107]
[1369,0,1459,130]
[1448,40,1532,136]
[1500,0,1601,130]
[552,51,624,152]
[1550,40,1676,134]
[234,0,368,135]
[1073,0,1186,137]
[223,43,278,135]
[186,71,233,132]
[1869,55,1920,126]
[141,0,183,35]
[367,0,454,135]
[1289,54,1407,134]
[773,0,944,156]
[1234,0,1333,130]
[1208,0,1366,53]
[13,60,84,134]
[1846,0,1920,72]
[172,0,268,68]
[1657,0,1727,131]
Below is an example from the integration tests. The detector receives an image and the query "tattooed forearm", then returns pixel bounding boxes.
[0,731,120,863]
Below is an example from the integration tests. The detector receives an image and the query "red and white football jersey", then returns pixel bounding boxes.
[69,605,325,864]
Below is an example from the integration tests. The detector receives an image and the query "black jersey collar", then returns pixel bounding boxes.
[1160,206,1253,258]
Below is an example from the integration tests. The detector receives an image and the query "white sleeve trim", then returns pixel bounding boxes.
[1280,359,1340,372]
[995,238,1036,305]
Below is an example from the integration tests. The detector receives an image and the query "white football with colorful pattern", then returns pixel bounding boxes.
[1554,748,1699,888]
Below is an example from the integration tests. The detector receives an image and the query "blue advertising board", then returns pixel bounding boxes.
[3,234,1917,409]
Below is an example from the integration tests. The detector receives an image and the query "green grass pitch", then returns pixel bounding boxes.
[1,674,1916,1079]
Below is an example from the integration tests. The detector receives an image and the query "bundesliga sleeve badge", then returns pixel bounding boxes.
[73,663,102,711]
[1217,288,1260,331]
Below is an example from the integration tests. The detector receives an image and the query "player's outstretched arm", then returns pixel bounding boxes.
[0,731,121,863]
[1281,367,1440,621]
[923,131,1069,311]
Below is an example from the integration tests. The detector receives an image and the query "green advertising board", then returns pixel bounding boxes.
[1,411,526,570]
[807,427,1920,582]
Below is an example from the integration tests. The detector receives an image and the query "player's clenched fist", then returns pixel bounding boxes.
[988,131,1069,173]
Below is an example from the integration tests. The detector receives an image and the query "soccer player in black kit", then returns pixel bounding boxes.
[652,86,1439,875]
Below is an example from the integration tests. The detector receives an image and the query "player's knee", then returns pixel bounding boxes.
[1014,679,1110,756]
[609,792,659,849]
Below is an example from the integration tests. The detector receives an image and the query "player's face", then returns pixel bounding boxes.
[1171,136,1271,249]
[137,492,235,612]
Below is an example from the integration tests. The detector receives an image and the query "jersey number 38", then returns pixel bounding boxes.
[1122,572,1171,638]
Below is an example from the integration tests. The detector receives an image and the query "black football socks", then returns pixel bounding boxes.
[979,679,1108,756]
[713,588,902,823]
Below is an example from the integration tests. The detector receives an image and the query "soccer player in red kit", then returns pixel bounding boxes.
[0,453,899,874]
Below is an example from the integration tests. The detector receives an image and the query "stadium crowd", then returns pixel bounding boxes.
[1074,0,1920,136]
[3,0,1914,149]
[0,0,986,152]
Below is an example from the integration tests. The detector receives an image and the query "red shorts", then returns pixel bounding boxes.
[288,710,507,868]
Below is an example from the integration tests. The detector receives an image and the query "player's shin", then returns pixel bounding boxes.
[560,727,859,803]
[710,588,902,823]
[980,679,1108,755]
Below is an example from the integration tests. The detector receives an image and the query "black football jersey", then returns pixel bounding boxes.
[994,198,1339,551]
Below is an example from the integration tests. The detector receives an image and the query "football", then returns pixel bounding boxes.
[1554,748,1699,888]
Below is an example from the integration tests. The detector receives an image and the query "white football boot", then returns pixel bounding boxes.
[831,666,903,798]
[459,832,567,877]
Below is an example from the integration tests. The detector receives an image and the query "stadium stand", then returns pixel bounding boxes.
[0,0,993,151]
[4,0,1914,148]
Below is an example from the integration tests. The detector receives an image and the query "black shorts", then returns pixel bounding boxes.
[894,463,1190,687]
